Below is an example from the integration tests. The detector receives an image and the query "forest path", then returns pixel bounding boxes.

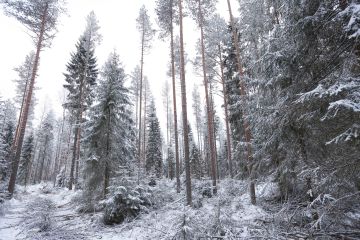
[0,180,272,239]
[0,184,99,239]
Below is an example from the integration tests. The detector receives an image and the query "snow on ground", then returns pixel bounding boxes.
[0,180,271,240]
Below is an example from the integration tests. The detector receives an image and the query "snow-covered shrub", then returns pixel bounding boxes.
[193,179,213,199]
[103,185,152,225]
[23,197,55,232]
[39,183,53,194]
[148,178,176,209]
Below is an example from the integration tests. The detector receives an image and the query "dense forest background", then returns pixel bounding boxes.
[0,0,359,239]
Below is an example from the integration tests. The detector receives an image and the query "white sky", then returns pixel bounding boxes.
[0,0,239,135]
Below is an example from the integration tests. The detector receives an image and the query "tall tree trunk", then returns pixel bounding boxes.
[226,0,256,205]
[178,0,192,206]
[219,44,233,177]
[8,4,48,195]
[143,81,147,166]
[68,123,79,190]
[198,0,217,194]
[12,66,30,150]
[170,0,181,193]
[68,77,84,190]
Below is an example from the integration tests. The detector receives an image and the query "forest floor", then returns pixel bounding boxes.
[0,179,290,240]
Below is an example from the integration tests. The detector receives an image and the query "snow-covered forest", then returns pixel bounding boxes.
[0,0,360,239]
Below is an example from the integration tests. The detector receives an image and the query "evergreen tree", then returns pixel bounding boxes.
[83,51,134,200]
[136,5,155,167]
[63,34,98,190]
[0,121,15,181]
[1,0,65,195]
[188,124,201,179]
[166,146,175,180]
[145,100,163,178]
[34,111,54,183]
[17,132,34,186]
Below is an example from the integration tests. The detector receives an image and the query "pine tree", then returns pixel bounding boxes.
[177,0,192,206]
[186,0,218,194]
[204,14,233,177]
[130,65,141,129]
[83,51,134,199]
[1,0,65,195]
[13,52,37,126]
[156,0,182,193]
[136,5,155,169]
[145,100,163,178]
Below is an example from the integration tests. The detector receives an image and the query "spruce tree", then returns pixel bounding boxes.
[0,121,15,181]
[83,51,134,199]
[167,146,175,180]
[145,100,163,178]
[188,124,201,179]
[17,132,34,186]
[63,35,98,190]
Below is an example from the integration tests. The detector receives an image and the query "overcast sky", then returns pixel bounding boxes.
[0,0,239,133]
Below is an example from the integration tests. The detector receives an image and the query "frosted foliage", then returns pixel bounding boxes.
[155,0,179,39]
[81,51,135,208]
[136,5,156,51]
[185,0,218,26]
[326,124,360,145]
[343,4,360,38]
[145,100,163,178]
[204,14,229,48]
[83,11,102,50]
[1,0,65,45]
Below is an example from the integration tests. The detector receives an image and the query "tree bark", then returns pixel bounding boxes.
[68,123,79,190]
[178,0,192,206]
[227,0,256,205]
[170,0,181,193]
[143,81,147,167]
[8,3,48,195]
[198,0,217,194]
[219,44,233,178]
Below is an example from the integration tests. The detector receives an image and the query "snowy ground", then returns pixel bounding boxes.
[0,180,274,240]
